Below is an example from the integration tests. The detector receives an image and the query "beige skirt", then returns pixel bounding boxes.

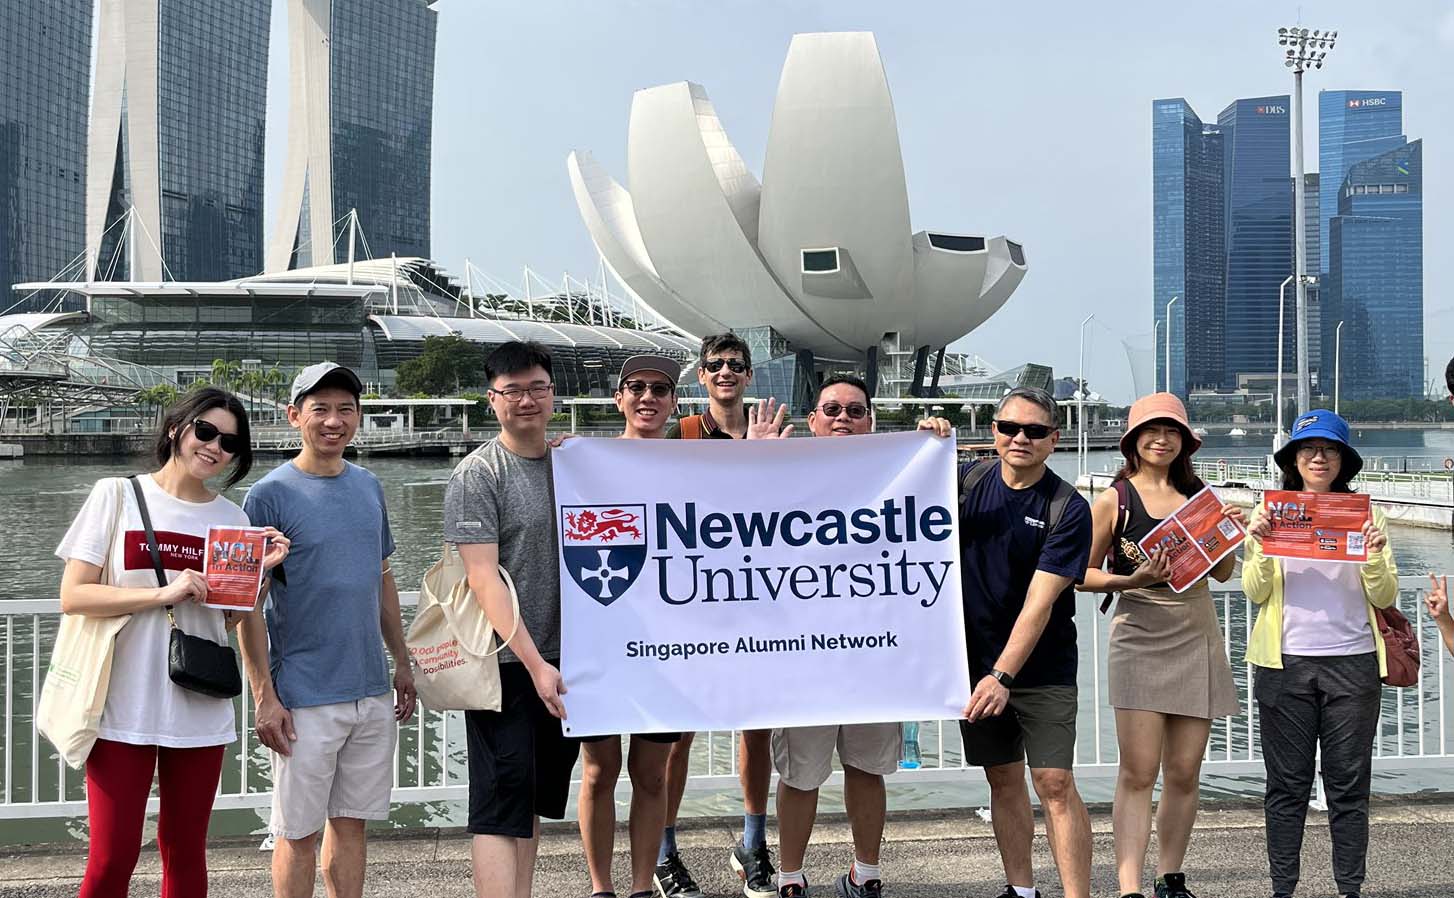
[1108,582,1240,719]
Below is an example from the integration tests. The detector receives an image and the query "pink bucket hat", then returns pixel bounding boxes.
[1120,392,1201,458]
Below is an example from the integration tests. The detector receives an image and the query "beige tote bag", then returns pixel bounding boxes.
[406,542,520,712]
[37,478,131,769]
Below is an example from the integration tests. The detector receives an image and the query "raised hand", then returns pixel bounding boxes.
[1426,574,1450,621]
[746,397,794,440]
[1361,519,1387,554]
[917,417,953,438]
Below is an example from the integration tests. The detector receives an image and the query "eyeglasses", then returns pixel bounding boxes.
[1296,443,1342,460]
[490,384,554,403]
[190,419,244,455]
[816,402,869,420]
[994,420,1057,440]
[621,380,674,397]
[702,358,749,374]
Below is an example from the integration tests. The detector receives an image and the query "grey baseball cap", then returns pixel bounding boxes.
[617,354,682,388]
[290,362,363,405]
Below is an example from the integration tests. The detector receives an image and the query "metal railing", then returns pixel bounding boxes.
[1189,460,1454,505]
[0,579,1446,820]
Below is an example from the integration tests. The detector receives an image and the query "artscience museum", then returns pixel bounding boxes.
[569,31,1028,400]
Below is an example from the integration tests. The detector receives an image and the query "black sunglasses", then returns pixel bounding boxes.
[190,418,245,454]
[817,402,869,420]
[994,420,1057,441]
[622,380,674,397]
[702,358,749,374]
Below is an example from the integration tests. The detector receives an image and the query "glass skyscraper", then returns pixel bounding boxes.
[87,0,271,282]
[1,1,92,312]
[1325,140,1422,400]
[1217,96,1292,388]
[1317,90,1403,275]
[1152,98,1224,398]
[271,0,438,270]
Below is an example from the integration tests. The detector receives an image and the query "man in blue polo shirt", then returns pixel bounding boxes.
[958,386,1093,898]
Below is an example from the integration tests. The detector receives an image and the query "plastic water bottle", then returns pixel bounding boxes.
[899,721,922,769]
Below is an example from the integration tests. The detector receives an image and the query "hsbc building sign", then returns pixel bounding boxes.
[1348,97,1389,109]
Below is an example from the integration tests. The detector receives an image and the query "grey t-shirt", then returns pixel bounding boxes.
[443,438,559,664]
[243,461,395,709]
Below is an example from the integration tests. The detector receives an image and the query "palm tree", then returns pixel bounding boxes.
[210,359,241,391]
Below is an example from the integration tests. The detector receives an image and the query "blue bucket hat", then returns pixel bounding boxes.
[1274,408,1363,480]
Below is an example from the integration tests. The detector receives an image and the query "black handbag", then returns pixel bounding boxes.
[127,476,243,700]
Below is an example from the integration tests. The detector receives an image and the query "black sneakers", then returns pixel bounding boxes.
[653,851,703,898]
[731,843,778,898]
[1155,872,1197,898]
[778,883,809,898]
[834,871,882,898]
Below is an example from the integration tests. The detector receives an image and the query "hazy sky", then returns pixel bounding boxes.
[264,0,1453,403]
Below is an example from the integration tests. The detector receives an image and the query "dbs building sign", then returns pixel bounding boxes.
[552,433,972,737]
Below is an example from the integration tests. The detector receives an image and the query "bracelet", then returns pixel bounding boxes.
[381,565,393,577]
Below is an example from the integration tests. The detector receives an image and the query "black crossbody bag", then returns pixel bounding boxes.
[127,475,243,699]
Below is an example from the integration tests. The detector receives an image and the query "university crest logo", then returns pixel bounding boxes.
[561,505,648,606]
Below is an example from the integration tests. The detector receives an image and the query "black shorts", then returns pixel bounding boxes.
[958,685,1078,770]
[465,662,581,837]
[578,731,683,745]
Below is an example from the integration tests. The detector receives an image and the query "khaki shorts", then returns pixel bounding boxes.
[771,722,901,790]
[270,694,396,839]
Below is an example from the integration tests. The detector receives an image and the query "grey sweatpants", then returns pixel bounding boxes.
[1255,653,1381,896]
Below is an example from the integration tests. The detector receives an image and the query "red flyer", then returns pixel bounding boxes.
[1261,490,1372,563]
[1137,486,1246,594]
[203,526,269,610]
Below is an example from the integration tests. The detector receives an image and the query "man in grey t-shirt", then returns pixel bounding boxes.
[444,341,579,898]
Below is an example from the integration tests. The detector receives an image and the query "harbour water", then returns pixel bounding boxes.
[1,431,1451,844]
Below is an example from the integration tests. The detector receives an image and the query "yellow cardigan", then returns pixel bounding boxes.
[1242,506,1400,677]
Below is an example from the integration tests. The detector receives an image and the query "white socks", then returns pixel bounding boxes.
[850,860,882,884]
[778,869,807,889]
[1011,886,1038,898]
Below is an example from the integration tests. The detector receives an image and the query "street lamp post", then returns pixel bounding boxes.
[1275,275,1294,458]
[1078,314,1094,479]
[1153,320,1162,392]
[1279,25,1336,415]
[1165,295,1178,397]
[1334,319,1345,413]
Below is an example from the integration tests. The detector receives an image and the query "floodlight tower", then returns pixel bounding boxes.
[1279,25,1336,415]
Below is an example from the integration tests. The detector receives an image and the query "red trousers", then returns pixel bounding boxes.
[79,738,226,898]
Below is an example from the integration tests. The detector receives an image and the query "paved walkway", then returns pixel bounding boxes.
[6,797,1454,896]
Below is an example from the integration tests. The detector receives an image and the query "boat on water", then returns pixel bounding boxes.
[1193,426,1209,436]
[1228,427,1248,437]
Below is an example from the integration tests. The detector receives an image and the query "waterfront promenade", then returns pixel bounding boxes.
[6,799,1454,896]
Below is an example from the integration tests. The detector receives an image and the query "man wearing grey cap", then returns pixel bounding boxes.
[575,354,684,898]
[238,362,415,898]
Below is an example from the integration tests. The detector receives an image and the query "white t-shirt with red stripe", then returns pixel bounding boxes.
[56,475,247,747]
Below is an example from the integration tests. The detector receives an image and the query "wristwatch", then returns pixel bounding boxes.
[990,669,1015,689]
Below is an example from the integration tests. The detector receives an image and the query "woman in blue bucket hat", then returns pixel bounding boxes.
[1241,409,1397,898]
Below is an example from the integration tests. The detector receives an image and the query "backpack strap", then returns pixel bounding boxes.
[680,414,703,440]
[958,458,996,500]
[1098,478,1133,614]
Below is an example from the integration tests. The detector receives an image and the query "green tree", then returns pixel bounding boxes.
[210,359,241,391]
[395,335,484,396]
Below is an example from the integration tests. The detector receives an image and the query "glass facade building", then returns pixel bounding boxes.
[1317,90,1403,275]
[1152,98,1224,398]
[1325,140,1422,400]
[0,1,92,313]
[331,0,436,261]
[1217,97,1292,387]
[91,0,271,283]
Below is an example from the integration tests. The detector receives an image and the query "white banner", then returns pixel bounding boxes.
[554,431,971,737]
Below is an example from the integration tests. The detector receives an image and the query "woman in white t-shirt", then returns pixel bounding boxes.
[57,387,288,898]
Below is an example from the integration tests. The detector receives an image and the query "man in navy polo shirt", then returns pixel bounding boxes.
[958,386,1093,898]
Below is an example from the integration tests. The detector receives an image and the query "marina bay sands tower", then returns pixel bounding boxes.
[269,0,439,271]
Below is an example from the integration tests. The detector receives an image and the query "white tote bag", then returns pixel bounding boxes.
[37,478,131,769]
[406,542,520,712]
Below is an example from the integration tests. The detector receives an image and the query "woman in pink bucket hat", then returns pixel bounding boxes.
[1080,392,1245,898]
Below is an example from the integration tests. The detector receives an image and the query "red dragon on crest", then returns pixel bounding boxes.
[564,508,642,542]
